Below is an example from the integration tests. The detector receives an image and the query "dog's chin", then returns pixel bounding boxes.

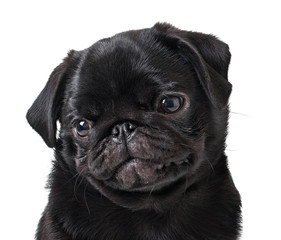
[105,157,190,192]
[86,156,193,211]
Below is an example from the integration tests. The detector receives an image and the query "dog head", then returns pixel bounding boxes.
[27,23,232,211]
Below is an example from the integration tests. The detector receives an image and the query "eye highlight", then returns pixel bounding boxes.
[160,96,183,113]
[75,120,92,137]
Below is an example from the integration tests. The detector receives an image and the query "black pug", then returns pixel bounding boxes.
[27,23,241,240]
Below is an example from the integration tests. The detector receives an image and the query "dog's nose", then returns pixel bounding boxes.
[112,122,137,142]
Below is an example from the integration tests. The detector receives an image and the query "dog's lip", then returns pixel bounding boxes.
[101,155,192,192]
[87,169,192,206]
[115,156,190,172]
[118,164,189,192]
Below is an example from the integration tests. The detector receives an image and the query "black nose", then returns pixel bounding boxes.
[112,122,137,142]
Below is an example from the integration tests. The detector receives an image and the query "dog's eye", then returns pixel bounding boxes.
[75,120,92,137]
[160,96,183,113]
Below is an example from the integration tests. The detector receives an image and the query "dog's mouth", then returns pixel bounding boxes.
[85,153,196,210]
[111,157,190,191]
[88,155,192,193]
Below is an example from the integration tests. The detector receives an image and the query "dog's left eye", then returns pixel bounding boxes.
[160,96,183,113]
[75,120,92,137]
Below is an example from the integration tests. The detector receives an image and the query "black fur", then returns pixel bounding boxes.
[27,23,241,240]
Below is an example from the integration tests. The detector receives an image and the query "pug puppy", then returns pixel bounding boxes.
[27,23,241,240]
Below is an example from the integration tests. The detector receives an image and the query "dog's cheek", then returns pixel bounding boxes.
[60,131,79,166]
[74,146,90,174]
[75,159,88,174]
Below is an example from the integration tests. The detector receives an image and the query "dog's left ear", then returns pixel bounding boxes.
[26,50,77,148]
[153,23,232,109]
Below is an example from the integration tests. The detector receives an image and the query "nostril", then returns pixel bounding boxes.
[124,122,136,133]
[112,125,121,137]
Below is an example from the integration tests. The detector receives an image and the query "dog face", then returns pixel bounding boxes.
[27,23,232,211]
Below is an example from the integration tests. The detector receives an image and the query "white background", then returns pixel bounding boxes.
[1,0,280,239]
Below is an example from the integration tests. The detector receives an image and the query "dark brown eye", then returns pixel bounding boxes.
[75,120,92,137]
[160,96,183,113]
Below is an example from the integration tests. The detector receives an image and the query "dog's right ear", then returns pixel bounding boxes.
[26,50,77,148]
[153,23,232,109]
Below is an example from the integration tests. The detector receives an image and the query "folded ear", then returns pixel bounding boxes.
[153,23,232,109]
[26,50,76,148]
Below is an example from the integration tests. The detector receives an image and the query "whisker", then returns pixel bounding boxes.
[225,148,238,152]
[61,172,80,187]
[230,111,249,117]
[206,158,215,176]
[149,185,156,198]
[73,169,86,200]
[183,172,188,198]
[83,182,91,215]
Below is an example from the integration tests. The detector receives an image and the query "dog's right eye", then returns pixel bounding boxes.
[75,120,92,137]
[159,96,183,114]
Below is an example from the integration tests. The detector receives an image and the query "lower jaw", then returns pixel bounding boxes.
[105,167,189,192]
[86,173,190,211]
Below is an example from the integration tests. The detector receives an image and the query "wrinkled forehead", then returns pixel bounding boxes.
[67,33,195,108]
